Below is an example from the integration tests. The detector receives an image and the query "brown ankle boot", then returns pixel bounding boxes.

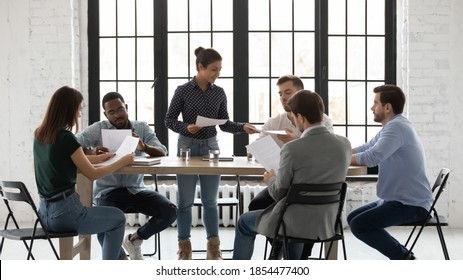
[206,237,222,260]
[177,239,192,260]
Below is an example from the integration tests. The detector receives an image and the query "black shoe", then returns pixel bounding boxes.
[405,252,417,260]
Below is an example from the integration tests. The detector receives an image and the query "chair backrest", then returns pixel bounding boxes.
[275,182,347,238]
[0,180,41,228]
[429,168,451,213]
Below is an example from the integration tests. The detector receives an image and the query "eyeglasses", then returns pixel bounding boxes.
[106,106,126,117]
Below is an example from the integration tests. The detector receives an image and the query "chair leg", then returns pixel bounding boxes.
[436,225,450,260]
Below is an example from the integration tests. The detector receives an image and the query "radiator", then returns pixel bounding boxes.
[125,181,267,228]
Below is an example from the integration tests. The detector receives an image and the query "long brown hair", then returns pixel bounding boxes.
[34,86,83,144]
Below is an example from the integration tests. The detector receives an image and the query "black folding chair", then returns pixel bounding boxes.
[0,180,78,260]
[268,182,348,260]
[399,168,451,259]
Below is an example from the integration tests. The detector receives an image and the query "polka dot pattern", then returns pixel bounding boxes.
[165,78,245,139]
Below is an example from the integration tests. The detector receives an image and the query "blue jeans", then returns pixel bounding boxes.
[96,188,177,240]
[232,210,303,260]
[347,200,429,260]
[38,192,126,260]
[176,135,220,240]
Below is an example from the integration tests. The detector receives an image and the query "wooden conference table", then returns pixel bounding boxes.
[60,156,366,260]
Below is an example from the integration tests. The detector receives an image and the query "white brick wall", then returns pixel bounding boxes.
[1,0,462,228]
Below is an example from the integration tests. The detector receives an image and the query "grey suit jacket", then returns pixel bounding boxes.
[256,126,351,240]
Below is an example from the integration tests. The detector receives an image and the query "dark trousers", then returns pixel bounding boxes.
[96,188,177,240]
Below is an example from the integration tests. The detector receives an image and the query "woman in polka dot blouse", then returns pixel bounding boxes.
[165,46,258,260]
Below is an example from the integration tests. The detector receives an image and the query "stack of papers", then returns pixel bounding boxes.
[133,156,162,166]
[93,135,139,167]
[246,135,281,171]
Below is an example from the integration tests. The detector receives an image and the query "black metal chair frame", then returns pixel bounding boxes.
[268,182,348,260]
[399,168,451,260]
[0,180,78,260]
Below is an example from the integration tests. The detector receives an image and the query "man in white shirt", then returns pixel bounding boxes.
[255,75,333,148]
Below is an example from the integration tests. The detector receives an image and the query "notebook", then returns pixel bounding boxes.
[201,155,234,161]
[133,156,162,166]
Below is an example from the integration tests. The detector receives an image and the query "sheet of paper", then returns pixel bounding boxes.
[102,129,132,152]
[195,116,227,127]
[94,135,139,167]
[262,130,287,135]
[246,135,281,172]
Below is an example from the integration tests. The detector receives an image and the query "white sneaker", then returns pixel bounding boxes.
[122,234,144,260]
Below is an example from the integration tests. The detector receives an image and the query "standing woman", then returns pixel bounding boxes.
[165,47,258,260]
[34,86,135,260]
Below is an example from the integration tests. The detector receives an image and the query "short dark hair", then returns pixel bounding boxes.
[276,75,304,90]
[102,92,125,108]
[373,85,406,114]
[287,90,324,124]
[194,47,222,71]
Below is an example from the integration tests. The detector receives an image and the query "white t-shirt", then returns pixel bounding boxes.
[256,113,334,147]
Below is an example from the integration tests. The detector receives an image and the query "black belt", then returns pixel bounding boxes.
[41,188,75,202]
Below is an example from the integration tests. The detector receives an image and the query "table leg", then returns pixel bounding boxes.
[58,173,92,260]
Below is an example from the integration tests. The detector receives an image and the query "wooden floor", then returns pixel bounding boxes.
[1,226,462,260]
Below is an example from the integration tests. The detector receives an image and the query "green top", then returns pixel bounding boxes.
[33,130,81,198]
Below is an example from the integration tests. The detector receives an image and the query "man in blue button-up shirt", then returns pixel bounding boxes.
[76,91,177,260]
[348,85,433,260]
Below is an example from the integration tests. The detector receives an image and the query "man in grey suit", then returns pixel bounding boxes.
[232,90,351,260]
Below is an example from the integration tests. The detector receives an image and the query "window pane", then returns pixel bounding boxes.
[367,81,383,125]
[190,0,211,31]
[347,0,365,35]
[190,33,212,76]
[249,33,270,77]
[100,0,116,36]
[333,126,346,137]
[99,82,117,119]
[328,0,345,35]
[249,0,269,30]
[294,0,314,30]
[136,0,154,36]
[168,34,189,77]
[213,33,234,77]
[249,79,270,123]
[137,82,154,123]
[367,0,385,35]
[117,0,135,36]
[118,38,136,80]
[212,0,233,31]
[294,32,315,77]
[367,37,385,80]
[271,33,292,76]
[348,126,366,148]
[137,38,154,80]
[100,38,116,80]
[328,81,346,124]
[168,0,188,31]
[328,37,346,80]
[347,82,366,124]
[302,78,315,92]
[117,82,136,114]
[347,37,365,80]
[271,0,292,30]
[367,126,382,141]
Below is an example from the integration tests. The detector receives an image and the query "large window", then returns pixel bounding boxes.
[88,0,396,155]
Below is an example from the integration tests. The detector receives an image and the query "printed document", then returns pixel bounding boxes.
[246,135,280,172]
[102,129,132,152]
[195,116,227,127]
[94,135,139,167]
